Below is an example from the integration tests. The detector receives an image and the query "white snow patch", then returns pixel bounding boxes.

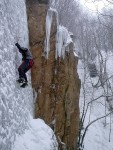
[12,118,58,150]
[74,52,78,57]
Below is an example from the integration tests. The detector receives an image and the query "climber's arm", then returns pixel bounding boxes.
[15,43,28,53]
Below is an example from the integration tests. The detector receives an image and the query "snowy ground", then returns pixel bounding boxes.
[12,118,58,150]
[78,51,113,150]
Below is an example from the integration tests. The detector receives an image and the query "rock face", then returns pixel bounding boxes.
[26,1,81,149]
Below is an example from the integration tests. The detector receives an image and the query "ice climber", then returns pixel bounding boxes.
[15,43,34,87]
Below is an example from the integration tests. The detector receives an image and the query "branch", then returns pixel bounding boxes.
[96,75,113,88]
[80,110,113,147]
[105,0,113,4]
[82,94,103,124]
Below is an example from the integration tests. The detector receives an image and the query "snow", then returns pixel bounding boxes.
[12,118,58,150]
[84,114,113,150]
[74,52,78,57]
[44,8,72,59]
[78,51,113,150]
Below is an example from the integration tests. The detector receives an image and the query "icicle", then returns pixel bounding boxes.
[44,8,59,59]
[55,26,72,59]
[44,9,53,59]
[44,8,72,59]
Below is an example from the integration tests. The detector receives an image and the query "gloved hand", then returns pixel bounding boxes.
[15,43,19,46]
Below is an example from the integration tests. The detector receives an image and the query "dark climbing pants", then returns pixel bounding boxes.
[18,59,34,82]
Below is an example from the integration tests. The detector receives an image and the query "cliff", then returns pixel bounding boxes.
[26,1,81,149]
